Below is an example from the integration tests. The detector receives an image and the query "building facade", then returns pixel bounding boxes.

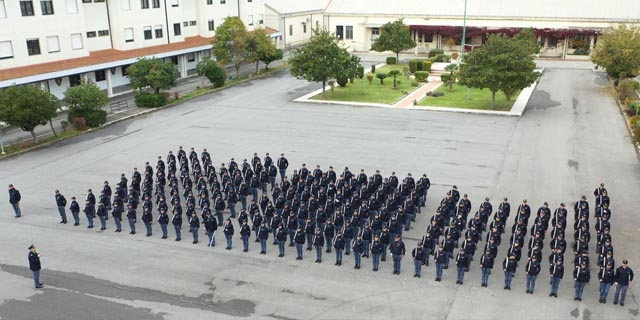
[0,0,266,98]
[322,0,640,58]
[264,0,327,49]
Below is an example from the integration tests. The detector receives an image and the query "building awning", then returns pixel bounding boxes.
[0,36,213,87]
[409,25,602,37]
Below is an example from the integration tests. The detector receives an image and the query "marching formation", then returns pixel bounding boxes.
[37,146,634,306]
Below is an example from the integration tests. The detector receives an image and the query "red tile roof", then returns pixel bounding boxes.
[0,36,213,82]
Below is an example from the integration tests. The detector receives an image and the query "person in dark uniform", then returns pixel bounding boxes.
[8,184,22,218]
[258,222,270,254]
[313,229,324,263]
[573,261,590,301]
[84,200,96,229]
[294,227,305,260]
[599,263,615,303]
[223,218,234,250]
[142,207,153,236]
[277,153,289,182]
[189,213,199,244]
[241,221,251,252]
[480,250,494,287]
[275,223,287,256]
[70,196,81,226]
[203,211,217,246]
[158,209,169,239]
[389,235,406,275]
[613,259,634,306]
[503,254,518,290]
[455,250,469,285]
[352,235,364,269]
[434,245,447,281]
[172,206,182,241]
[525,256,541,294]
[371,236,383,271]
[126,204,136,234]
[549,258,564,297]
[54,190,68,224]
[97,203,108,230]
[412,242,425,278]
[333,232,345,266]
[28,245,43,288]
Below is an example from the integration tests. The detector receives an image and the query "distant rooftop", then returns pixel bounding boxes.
[265,0,330,15]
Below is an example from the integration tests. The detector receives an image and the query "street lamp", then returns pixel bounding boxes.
[460,0,468,63]
[0,122,6,155]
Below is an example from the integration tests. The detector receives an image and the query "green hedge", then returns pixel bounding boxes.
[414,71,429,82]
[423,60,432,72]
[356,66,365,79]
[428,48,444,58]
[67,109,107,127]
[435,54,451,63]
[409,59,424,73]
[134,92,167,108]
[386,57,397,65]
[336,76,349,87]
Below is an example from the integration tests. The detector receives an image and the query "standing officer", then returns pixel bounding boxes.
[203,212,217,246]
[96,203,108,231]
[434,245,447,281]
[84,200,96,229]
[352,235,364,269]
[240,221,251,252]
[313,228,325,263]
[503,254,518,290]
[613,259,634,306]
[598,263,615,303]
[258,222,270,254]
[28,245,43,288]
[370,236,383,272]
[333,231,345,266]
[479,250,494,287]
[549,259,564,297]
[455,250,469,285]
[223,218,234,250]
[54,190,68,224]
[390,235,406,275]
[573,261,590,301]
[294,227,305,260]
[142,207,153,236]
[69,196,81,226]
[411,242,425,278]
[8,184,22,218]
[275,223,287,256]
[126,204,136,234]
[158,209,169,239]
[171,206,182,241]
[277,153,289,182]
[525,256,541,294]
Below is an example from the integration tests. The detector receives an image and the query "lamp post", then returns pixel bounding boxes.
[460,0,468,63]
[0,122,6,155]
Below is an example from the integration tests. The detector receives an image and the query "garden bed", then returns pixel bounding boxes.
[419,83,518,111]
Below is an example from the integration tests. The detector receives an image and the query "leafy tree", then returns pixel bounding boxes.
[458,33,540,107]
[444,64,459,91]
[371,19,416,61]
[248,28,278,73]
[388,70,401,88]
[196,58,227,88]
[376,72,387,84]
[0,85,59,142]
[64,80,108,127]
[127,57,179,94]
[261,49,283,71]
[592,24,640,78]
[289,28,352,96]
[212,17,250,79]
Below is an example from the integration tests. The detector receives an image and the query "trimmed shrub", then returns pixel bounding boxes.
[435,54,451,63]
[376,72,388,84]
[386,57,397,65]
[408,60,418,73]
[67,108,107,127]
[336,76,349,87]
[414,71,429,82]
[371,65,376,73]
[356,66,365,79]
[423,60,433,72]
[366,73,375,84]
[411,81,419,87]
[432,91,445,97]
[441,74,451,83]
[410,59,424,72]
[428,48,444,58]
[134,92,167,108]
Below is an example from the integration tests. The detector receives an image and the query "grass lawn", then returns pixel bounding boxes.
[420,83,518,111]
[0,128,83,159]
[310,64,419,105]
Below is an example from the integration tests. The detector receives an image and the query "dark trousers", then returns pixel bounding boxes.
[315,246,323,261]
[372,253,381,269]
[174,224,181,239]
[456,266,465,282]
[392,255,402,273]
[72,212,80,225]
[504,271,514,288]
[225,234,232,248]
[160,224,168,238]
[260,239,267,252]
[335,249,343,262]
[242,236,249,251]
[145,222,152,235]
[481,267,491,285]
[32,270,40,288]
[599,282,612,300]
[354,251,362,267]
[575,281,587,299]
[613,284,628,304]
[190,226,198,242]
[114,217,121,231]
[414,259,422,275]
[550,277,561,295]
[436,263,444,279]
[526,275,537,292]
[296,243,303,258]
[127,218,135,232]
[57,206,67,222]
[278,240,285,254]
[11,203,21,217]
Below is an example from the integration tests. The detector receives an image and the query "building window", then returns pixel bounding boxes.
[303,22,307,33]
[335,25,343,39]
[152,0,159,8]
[70,33,83,49]
[124,27,134,42]
[46,35,60,53]
[121,65,130,76]
[187,53,195,62]
[66,0,79,14]
[0,41,14,59]
[248,15,253,26]
[548,36,558,48]
[82,0,91,2]
[26,38,41,55]
[171,0,178,7]
[69,74,81,86]
[40,0,54,15]
[143,26,152,40]
[20,0,35,16]
[425,33,433,42]
[173,23,181,36]
[87,31,96,37]
[259,14,263,25]
[98,29,109,36]
[140,0,148,9]
[94,0,105,2]
[208,20,214,31]
[220,0,225,3]
[371,27,380,39]
[206,0,212,4]
[345,26,353,40]
[183,21,188,27]
[95,70,106,81]
[154,25,163,38]
[289,25,292,36]
[0,0,6,19]
[247,0,251,2]
[189,20,196,26]
[121,0,130,10]
[170,56,178,65]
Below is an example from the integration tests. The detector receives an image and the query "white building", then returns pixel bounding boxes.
[0,0,267,98]
[323,0,640,58]
[264,0,328,49]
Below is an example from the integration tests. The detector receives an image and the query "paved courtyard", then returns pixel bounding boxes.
[0,62,638,319]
